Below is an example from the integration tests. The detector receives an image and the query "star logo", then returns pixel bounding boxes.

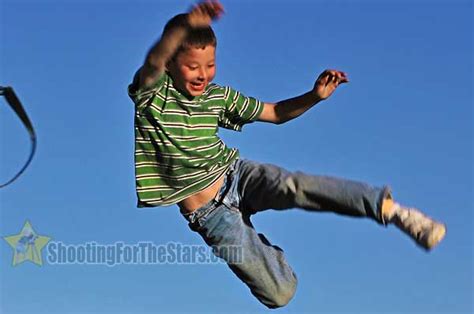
[3,221,51,266]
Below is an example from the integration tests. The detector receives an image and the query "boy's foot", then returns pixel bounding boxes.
[385,203,446,251]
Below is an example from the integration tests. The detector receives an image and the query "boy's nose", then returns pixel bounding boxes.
[197,68,207,81]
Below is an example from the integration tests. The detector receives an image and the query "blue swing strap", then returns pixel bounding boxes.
[0,86,37,188]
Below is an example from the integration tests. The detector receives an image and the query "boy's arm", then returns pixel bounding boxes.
[258,69,349,124]
[136,0,224,90]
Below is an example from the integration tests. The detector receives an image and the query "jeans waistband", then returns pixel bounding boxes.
[182,159,238,224]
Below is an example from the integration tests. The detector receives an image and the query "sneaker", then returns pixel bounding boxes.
[389,204,446,251]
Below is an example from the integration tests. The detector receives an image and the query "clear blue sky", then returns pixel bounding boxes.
[1,0,472,313]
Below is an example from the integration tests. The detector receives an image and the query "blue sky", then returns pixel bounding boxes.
[1,0,472,313]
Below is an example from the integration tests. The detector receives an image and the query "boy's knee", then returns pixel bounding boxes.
[262,275,298,309]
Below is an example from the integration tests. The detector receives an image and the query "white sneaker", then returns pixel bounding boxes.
[389,205,446,251]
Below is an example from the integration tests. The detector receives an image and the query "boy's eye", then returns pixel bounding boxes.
[188,66,198,70]
[208,64,215,68]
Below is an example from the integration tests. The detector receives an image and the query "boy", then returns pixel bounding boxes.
[128,1,446,309]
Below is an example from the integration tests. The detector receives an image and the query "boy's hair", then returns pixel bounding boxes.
[164,13,217,58]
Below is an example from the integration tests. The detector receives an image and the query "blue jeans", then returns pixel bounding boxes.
[182,158,391,308]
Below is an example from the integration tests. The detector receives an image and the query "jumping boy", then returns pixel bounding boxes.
[128,0,446,308]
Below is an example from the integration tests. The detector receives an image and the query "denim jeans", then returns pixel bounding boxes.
[182,158,391,308]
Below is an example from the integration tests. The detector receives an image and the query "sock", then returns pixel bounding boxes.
[383,201,402,223]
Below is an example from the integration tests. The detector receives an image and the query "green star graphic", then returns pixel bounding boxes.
[3,221,51,266]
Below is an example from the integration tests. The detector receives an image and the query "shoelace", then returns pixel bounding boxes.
[398,209,424,236]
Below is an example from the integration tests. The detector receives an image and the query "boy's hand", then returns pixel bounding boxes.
[188,0,224,28]
[312,69,349,100]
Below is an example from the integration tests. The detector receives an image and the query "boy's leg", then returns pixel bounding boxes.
[235,159,390,223]
[184,202,297,309]
[235,159,446,250]
[183,166,297,309]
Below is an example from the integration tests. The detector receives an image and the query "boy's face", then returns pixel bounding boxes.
[167,45,216,97]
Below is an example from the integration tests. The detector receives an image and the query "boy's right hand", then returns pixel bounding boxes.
[188,0,224,28]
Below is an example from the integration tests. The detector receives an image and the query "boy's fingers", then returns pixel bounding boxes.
[194,5,204,16]
[338,71,349,83]
[210,0,224,13]
[195,2,211,14]
[214,4,224,17]
[319,74,329,86]
[202,0,223,18]
[317,69,349,89]
[190,0,223,24]
[332,70,349,84]
[329,73,337,86]
[328,73,335,86]
[199,2,222,19]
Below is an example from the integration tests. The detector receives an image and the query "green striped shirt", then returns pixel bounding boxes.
[128,71,264,207]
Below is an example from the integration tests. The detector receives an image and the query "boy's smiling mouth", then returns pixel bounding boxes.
[189,81,206,93]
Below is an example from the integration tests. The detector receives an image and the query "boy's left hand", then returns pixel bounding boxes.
[312,69,349,100]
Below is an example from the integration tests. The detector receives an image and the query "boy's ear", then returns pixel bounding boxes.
[164,60,172,72]
[166,55,177,72]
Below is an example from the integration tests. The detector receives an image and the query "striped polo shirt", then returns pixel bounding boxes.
[128,71,264,207]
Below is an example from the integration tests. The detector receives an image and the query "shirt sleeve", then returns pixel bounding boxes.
[128,69,168,109]
[219,86,264,131]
